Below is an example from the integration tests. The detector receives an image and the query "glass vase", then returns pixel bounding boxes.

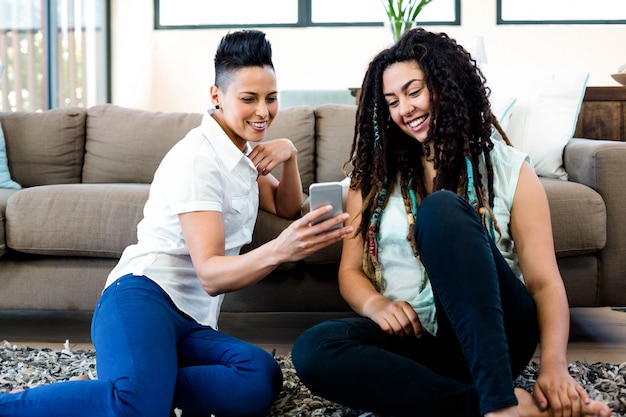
[384,20,417,44]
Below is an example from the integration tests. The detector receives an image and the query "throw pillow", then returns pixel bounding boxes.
[482,65,589,180]
[0,122,21,189]
[490,94,517,142]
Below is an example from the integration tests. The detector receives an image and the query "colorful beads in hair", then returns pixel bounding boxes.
[372,103,382,149]
[366,182,388,291]
[363,163,498,293]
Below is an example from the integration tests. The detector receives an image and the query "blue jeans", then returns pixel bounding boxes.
[0,275,282,417]
[293,191,539,416]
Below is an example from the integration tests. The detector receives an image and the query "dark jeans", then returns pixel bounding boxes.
[292,190,539,417]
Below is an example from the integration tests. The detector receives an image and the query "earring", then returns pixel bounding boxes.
[215,104,220,109]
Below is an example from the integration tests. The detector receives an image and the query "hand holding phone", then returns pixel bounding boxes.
[309,181,344,230]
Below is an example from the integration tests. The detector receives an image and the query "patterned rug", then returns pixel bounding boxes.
[0,341,624,416]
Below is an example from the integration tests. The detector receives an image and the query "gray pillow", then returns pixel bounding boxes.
[0,108,86,186]
[83,104,202,184]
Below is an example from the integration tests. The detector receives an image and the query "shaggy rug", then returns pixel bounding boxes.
[0,340,624,416]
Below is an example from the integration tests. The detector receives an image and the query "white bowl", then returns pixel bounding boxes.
[611,73,626,86]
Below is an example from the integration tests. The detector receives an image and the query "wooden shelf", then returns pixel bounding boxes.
[575,86,625,141]
[582,86,626,101]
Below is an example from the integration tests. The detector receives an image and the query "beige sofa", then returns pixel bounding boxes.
[0,104,625,318]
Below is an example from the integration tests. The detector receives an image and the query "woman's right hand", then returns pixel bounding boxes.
[271,205,353,264]
[181,205,352,297]
[365,296,425,339]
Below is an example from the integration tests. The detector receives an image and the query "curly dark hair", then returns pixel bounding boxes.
[349,28,509,236]
[346,28,510,288]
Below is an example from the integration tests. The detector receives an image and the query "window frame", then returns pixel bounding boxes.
[0,0,110,111]
[154,0,461,30]
[47,0,111,109]
[497,0,626,24]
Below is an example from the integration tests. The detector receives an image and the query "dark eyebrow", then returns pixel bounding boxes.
[239,91,279,96]
[383,79,423,97]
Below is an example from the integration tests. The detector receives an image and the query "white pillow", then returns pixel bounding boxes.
[482,65,589,180]
[490,95,517,142]
[0,122,21,190]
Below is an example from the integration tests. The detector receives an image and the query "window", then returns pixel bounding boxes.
[155,0,460,29]
[0,0,109,112]
[156,0,298,27]
[497,0,626,24]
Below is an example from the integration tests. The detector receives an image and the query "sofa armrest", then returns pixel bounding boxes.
[0,188,20,258]
[563,138,626,306]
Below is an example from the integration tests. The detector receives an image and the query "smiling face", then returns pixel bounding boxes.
[211,65,278,151]
[382,60,432,144]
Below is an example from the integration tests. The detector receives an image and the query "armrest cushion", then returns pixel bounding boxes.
[563,138,626,305]
[565,139,626,190]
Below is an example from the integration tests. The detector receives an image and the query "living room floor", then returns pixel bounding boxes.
[0,307,625,364]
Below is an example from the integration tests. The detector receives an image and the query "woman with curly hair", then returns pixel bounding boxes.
[292,28,610,417]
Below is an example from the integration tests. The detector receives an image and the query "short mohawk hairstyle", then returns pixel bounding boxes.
[214,30,274,89]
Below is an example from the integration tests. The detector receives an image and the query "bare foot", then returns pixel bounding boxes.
[486,388,611,417]
[8,387,25,394]
[515,387,611,417]
[515,388,549,417]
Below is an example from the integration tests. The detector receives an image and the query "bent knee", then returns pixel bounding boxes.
[241,350,283,413]
[292,319,360,382]
[420,190,466,215]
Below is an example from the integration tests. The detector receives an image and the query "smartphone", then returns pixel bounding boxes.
[309,181,344,230]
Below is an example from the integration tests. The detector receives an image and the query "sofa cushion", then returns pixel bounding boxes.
[262,105,316,192]
[315,104,356,185]
[6,184,149,258]
[0,108,86,186]
[83,105,202,184]
[541,178,606,257]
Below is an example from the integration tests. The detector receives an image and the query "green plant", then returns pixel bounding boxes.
[382,0,434,43]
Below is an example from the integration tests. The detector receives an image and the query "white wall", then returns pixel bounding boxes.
[111,0,626,112]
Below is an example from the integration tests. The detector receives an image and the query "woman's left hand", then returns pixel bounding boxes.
[533,364,591,417]
[247,139,297,176]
